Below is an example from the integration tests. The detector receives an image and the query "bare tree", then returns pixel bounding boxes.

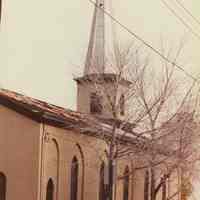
[74,38,199,200]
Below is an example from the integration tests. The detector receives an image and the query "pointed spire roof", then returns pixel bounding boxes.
[84,0,105,75]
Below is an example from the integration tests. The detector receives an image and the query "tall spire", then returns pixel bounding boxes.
[84,0,105,75]
[76,0,131,117]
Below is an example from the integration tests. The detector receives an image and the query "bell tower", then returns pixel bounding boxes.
[75,0,131,119]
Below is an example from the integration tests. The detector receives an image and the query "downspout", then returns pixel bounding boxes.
[39,120,45,200]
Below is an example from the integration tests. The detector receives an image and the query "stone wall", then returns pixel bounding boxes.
[0,105,41,200]
[42,125,148,200]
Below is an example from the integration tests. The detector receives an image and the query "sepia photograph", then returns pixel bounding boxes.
[0,0,199,200]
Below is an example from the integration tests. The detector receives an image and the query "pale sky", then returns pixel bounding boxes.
[0,0,199,110]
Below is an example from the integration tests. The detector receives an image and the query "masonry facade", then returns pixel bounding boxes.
[0,0,182,199]
[0,101,134,200]
[0,87,180,200]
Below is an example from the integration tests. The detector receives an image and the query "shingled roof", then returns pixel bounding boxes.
[0,90,150,152]
[0,89,136,141]
[0,88,97,130]
[0,88,178,156]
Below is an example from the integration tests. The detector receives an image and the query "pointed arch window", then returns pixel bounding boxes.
[162,178,167,200]
[120,94,125,116]
[0,173,6,200]
[70,156,79,200]
[144,170,149,200]
[46,178,54,200]
[123,166,129,200]
[99,162,106,200]
[90,92,103,114]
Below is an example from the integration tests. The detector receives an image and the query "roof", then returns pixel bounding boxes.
[0,88,178,156]
[0,88,95,129]
[0,88,136,143]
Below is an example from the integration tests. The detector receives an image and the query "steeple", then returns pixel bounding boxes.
[84,0,105,75]
[75,0,131,118]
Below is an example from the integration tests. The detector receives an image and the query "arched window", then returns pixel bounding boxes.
[120,94,125,116]
[90,92,103,114]
[123,166,129,200]
[144,170,149,200]
[76,144,85,200]
[46,178,54,200]
[99,162,106,200]
[70,156,79,200]
[0,173,6,200]
[162,178,166,200]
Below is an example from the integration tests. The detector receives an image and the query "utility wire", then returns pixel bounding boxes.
[175,0,200,27]
[160,0,200,41]
[170,0,200,33]
[88,0,198,83]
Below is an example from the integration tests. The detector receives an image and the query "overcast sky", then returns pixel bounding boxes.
[0,0,199,110]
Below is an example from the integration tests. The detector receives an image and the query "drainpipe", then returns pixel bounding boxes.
[39,121,45,200]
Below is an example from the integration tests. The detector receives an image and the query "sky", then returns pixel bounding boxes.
[0,0,199,110]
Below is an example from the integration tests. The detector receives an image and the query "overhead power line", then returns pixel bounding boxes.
[88,0,198,83]
[160,0,200,41]
[175,0,200,27]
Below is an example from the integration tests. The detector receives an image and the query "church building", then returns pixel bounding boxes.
[0,0,182,200]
